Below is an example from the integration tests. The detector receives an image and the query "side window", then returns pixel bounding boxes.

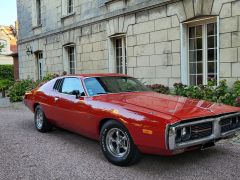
[61,78,84,95]
[53,79,63,91]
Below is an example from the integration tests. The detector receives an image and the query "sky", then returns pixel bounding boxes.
[0,0,17,26]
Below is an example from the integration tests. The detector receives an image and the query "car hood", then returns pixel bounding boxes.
[93,91,240,122]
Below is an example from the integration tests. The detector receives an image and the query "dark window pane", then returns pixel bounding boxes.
[197,50,202,62]
[116,39,122,47]
[197,62,203,74]
[189,27,195,38]
[197,38,202,49]
[196,25,202,37]
[189,63,196,74]
[189,39,195,50]
[71,61,75,69]
[214,23,217,34]
[208,36,215,48]
[208,49,216,61]
[207,23,214,36]
[119,49,122,56]
[190,75,196,86]
[197,75,203,85]
[189,51,196,62]
[208,62,215,73]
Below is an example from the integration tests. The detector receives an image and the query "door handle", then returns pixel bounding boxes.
[54,97,59,102]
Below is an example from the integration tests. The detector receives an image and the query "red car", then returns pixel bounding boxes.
[24,74,240,166]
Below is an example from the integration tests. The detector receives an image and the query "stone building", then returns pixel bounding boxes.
[17,0,240,86]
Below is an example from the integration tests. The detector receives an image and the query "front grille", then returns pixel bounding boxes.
[190,122,213,140]
[220,116,240,133]
[175,122,213,143]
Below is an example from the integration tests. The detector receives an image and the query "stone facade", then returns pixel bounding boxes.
[17,0,240,86]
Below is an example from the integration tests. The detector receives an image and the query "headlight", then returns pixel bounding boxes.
[175,126,191,143]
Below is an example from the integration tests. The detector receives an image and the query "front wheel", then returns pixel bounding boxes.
[34,105,53,132]
[100,120,141,166]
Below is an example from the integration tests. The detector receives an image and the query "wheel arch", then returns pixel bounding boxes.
[33,103,40,111]
[98,118,128,135]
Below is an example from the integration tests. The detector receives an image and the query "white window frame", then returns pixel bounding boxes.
[62,0,75,16]
[32,0,42,27]
[63,44,76,75]
[181,16,219,86]
[108,34,127,74]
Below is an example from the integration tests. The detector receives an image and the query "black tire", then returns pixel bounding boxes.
[34,105,53,132]
[100,120,141,166]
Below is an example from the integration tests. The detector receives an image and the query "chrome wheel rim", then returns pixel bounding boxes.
[36,109,43,129]
[106,128,130,158]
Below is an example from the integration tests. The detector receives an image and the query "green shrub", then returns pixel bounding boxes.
[8,79,38,102]
[0,79,13,91]
[0,65,14,80]
[147,84,170,94]
[0,79,14,97]
[8,74,59,102]
[172,79,240,107]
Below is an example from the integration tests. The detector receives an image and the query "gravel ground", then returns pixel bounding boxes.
[0,104,240,180]
[0,97,11,108]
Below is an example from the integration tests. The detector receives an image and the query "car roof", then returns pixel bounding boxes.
[62,73,130,78]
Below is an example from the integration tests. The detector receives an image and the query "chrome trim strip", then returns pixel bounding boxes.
[168,112,240,150]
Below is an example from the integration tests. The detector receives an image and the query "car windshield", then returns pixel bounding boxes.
[84,76,150,96]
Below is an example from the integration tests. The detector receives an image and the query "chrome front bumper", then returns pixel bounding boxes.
[167,112,240,151]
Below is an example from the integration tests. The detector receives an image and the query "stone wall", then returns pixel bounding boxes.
[126,6,181,86]
[219,0,240,85]
[17,0,240,87]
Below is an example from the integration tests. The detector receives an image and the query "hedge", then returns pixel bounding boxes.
[0,65,14,80]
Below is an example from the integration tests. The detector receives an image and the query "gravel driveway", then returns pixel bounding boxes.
[0,104,240,180]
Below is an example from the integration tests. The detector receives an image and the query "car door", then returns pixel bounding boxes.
[54,77,90,133]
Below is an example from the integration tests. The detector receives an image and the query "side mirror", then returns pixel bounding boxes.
[72,90,80,99]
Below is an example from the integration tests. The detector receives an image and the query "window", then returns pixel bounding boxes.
[68,46,76,74]
[32,0,41,27]
[115,37,127,74]
[62,0,74,16]
[187,20,218,85]
[84,76,150,96]
[53,79,64,91]
[36,0,41,25]
[67,0,73,14]
[61,78,84,95]
[36,51,44,80]
[63,45,76,74]
[0,40,7,54]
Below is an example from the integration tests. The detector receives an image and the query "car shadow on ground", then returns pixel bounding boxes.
[18,117,236,173]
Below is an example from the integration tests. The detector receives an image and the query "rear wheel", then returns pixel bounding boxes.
[34,105,53,132]
[100,120,141,166]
